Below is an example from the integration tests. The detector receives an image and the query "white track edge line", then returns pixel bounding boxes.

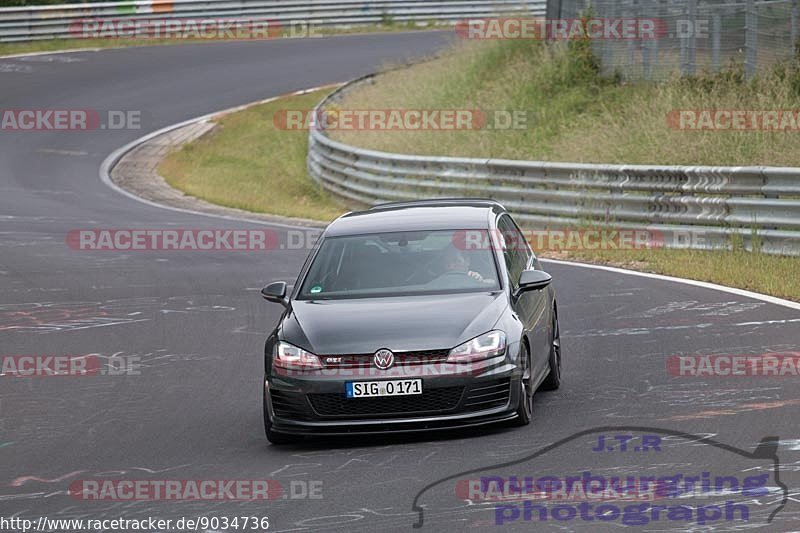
[540,258,800,311]
[0,47,102,59]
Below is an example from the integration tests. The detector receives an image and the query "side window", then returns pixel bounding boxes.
[497,215,531,287]
[508,216,533,265]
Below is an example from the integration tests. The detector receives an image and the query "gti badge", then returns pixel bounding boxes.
[373,348,395,370]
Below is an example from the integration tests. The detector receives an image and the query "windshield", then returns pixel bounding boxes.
[298,230,500,299]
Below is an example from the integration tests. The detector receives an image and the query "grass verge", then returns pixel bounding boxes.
[158,88,346,222]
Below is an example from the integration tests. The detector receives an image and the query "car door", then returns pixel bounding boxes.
[497,215,550,382]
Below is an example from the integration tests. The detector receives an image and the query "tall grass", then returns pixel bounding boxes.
[331,37,800,167]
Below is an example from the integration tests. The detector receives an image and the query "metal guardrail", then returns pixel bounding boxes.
[0,0,545,42]
[308,75,800,255]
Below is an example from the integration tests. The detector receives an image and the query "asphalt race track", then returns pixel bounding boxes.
[1,32,799,532]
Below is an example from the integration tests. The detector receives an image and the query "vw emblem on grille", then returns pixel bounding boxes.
[373,348,394,370]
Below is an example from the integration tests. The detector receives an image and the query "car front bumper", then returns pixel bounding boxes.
[265,361,521,436]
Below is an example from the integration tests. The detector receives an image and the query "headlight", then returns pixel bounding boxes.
[274,341,322,371]
[447,330,507,363]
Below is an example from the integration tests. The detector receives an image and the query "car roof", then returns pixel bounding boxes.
[324,199,505,237]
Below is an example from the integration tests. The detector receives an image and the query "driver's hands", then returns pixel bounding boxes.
[467,270,489,283]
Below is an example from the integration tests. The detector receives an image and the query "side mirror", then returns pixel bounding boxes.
[261,281,288,307]
[517,269,552,294]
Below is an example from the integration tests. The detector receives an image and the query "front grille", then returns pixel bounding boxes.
[463,379,512,411]
[270,389,312,420]
[308,386,464,417]
[320,349,450,369]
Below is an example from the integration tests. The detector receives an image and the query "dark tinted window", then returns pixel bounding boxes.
[298,230,500,299]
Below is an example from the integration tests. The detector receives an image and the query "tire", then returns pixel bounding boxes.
[512,343,533,426]
[263,382,296,445]
[539,304,562,391]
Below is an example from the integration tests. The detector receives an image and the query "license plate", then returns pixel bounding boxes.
[346,379,422,398]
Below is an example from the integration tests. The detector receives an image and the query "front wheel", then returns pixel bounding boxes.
[512,343,533,426]
[539,305,562,391]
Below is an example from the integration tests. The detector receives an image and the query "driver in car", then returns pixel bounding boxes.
[442,247,493,284]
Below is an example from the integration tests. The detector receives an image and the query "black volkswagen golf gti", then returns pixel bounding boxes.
[260,199,561,443]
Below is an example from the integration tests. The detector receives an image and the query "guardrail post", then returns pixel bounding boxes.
[680,3,689,74]
[712,11,721,72]
[599,1,615,77]
[680,0,697,76]
[792,0,799,55]
[545,0,563,26]
[627,0,637,75]
[650,0,663,78]
[689,0,697,75]
[745,0,757,80]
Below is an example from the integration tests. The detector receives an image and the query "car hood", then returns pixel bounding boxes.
[282,292,507,355]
